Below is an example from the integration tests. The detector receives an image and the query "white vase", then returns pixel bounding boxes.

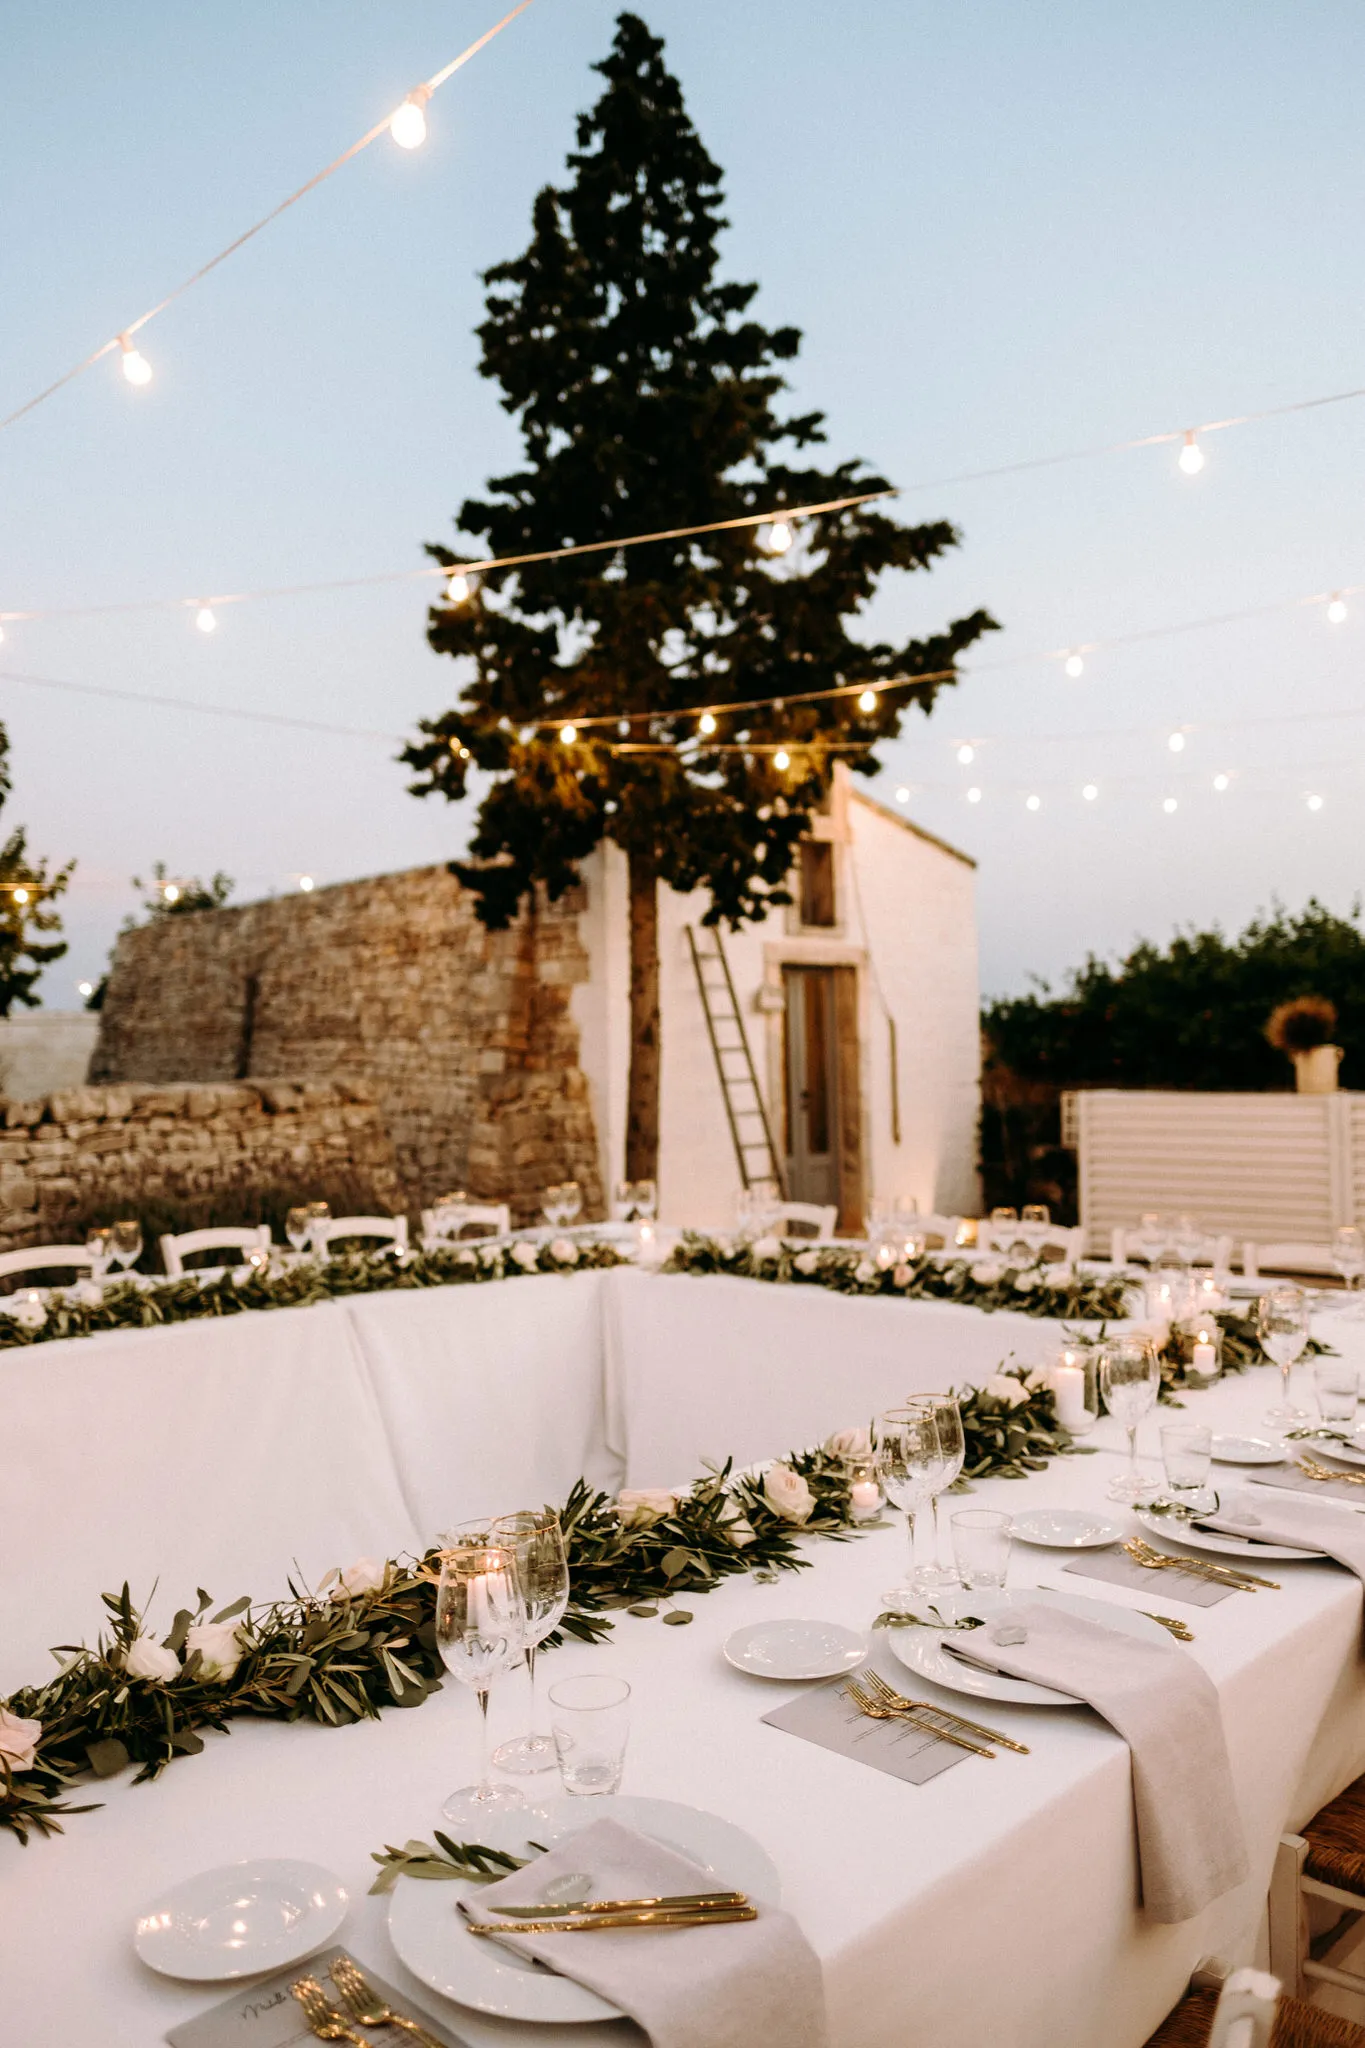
[1292,1044,1342,1093]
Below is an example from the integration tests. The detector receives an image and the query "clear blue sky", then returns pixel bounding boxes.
[2,0,1362,1003]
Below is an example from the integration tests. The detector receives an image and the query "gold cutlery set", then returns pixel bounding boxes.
[844,1666,1029,1759]
[1295,1453,1365,1489]
[292,1958,445,2047]
[1123,1536,1279,1592]
[463,1888,756,1934]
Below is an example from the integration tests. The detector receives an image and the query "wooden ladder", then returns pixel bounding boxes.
[685,924,786,1196]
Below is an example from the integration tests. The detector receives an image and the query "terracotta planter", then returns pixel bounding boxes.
[1292,1044,1343,1093]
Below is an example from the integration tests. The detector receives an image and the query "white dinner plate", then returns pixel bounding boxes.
[1211,1434,1286,1465]
[887,1587,1167,1708]
[724,1618,866,1679]
[134,1858,349,1981]
[1294,1433,1365,1469]
[387,1795,780,2025]
[1008,1508,1123,1550]
[1134,1506,1324,1562]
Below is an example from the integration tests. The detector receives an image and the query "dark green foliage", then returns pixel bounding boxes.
[128,861,234,925]
[984,899,1365,1091]
[0,729,72,1015]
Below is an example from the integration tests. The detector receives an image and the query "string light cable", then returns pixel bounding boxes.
[0,0,537,434]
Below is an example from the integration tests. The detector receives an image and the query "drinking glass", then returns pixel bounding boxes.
[990,1207,1018,1224]
[111,1219,143,1273]
[558,1181,582,1227]
[306,1200,331,1253]
[548,1674,631,1795]
[542,1184,566,1228]
[1021,1204,1050,1226]
[950,1509,1011,1589]
[285,1207,312,1254]
[490,1508,570,1774]
[1173,1214,1203,1268]
[1259,1284,1312,1424]
[1099,1336,1161,1502]
[1135,1212,1167,1267]
[84,1225,112,1282]
[1314,1361,1359,1426]
[1332,1227,1365,1317]
[1160,1422,1213,1506]
[876,1404,941,1594]
[434,1542,528,1824]
[921,1393,966,1584]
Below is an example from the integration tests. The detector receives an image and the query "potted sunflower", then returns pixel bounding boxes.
[1265,995,1343,1093]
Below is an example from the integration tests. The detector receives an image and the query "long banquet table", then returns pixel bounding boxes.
[5,1265,1365,2047]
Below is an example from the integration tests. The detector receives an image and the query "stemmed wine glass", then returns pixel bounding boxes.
[490,1508,570,1774]
[542,1185,567,1228]
[919,1393,966,1583]
[558,1181,582,1227]
[84,1225,112,1283]
[306,1200,331,1254]
[1259,1283,1312,1424]
[876,1404,942,1597]
[434,1541,529,1824]
[285,1207,312,1255]
[110,1219,143,1275]
[1331,1227,1365,1319]
[1099,1335,1161,1503]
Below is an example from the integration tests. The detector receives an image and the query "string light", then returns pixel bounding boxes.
[698,712,717,736]
[12,888,29,905]
[773,748,791,770]
[1025,794,1041,812]
[1082,783,1098,801]
[77,980,93,999]
[1064,653,1085,679]
[767,520,794,555]
[298,874,315,891]
[444,570,473,605]
[1162,797,1178,813]
[967,786,982,804]
[194,605,216,634]
[1168,731,1186,753]
[559,724,577,745]
[1307,793,1325,811]
[390,86,432,150]
[857,688,878,713]
[119,335,152,388]
[162,884,181,903]
[894,786,910,804]
[1213,772,1230,792]
[1328,595,1348,624]
[956,743,975,764]
[1178,431,1205,476]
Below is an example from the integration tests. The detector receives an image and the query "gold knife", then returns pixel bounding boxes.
[465,1906,759,1934]
[492,1890,747,1916]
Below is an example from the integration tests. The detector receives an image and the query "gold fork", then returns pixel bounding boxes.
[859,1668,1031,1753]
[329,1956,444,2048]
[290,1978,368,2047]
[1123,1537,1278,1592]
[1297,1454,1365,1489]
[844,1677,995,1757]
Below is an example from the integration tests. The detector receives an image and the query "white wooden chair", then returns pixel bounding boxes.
[0,1244,95,1284]
[979,1219,1085,1265]
[311,1215,409,1259]
[420,1202,511,1248]
[160,1225,272,1279]
[1146,1960,1351,2046]
[763,1201,837,1242]
[917,1212,968,1252]
[1271,1770,1365,2005]
[1243,1241,1339,1282]
[1113,1227,1235,1272]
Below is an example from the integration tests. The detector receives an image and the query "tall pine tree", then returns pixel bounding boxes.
[404,11,996,1185]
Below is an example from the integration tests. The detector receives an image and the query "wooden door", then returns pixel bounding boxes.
[783,966,862,1229]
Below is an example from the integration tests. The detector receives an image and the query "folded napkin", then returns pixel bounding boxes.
[951,1604,1248,1922]
[1205,1488,1365,1612]
[461,1816,827,2048]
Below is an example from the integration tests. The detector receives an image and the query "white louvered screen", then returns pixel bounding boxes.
[1075,1090,1365,1253]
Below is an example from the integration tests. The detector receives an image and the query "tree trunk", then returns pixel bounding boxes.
[625,843,661,1186]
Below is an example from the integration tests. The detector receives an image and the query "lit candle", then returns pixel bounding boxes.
[1051,1362,1089,1431]
[1191,1332,1218,1379]
[849,1478,881,1517]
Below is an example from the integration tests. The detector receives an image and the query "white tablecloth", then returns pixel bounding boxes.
[5,1278,1365,2047]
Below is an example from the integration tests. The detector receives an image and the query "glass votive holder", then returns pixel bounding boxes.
[1314,1360,1359,1426]
[842,1456,884,1521]
[548,1674,631,1796]
[1049,1346,1098,1435]
[1145,1269,1196,1323]
[1183,1320,1222,1386]
[1160,1422,1213,1508]
[950,1509,1012,1589]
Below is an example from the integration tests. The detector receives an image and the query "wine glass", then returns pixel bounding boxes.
[1135,1212,1166,1268]
[84,1225,112,1283]
[918,1393,966,1584]
[306,1200,330,1254]
[1332,1226,1365,1318]
[1259,1283,1312,1424]
[542,1184,566,1228]
[434,1542,529,1824]
[490,1509,570,1774]
[110,1219,143,1274]
[1173,1213,1203,1268]
[285,1207,312,1255]
[558,1181,582,1227]
[876,1404,942,1598]
[1099,1336,1161,1502]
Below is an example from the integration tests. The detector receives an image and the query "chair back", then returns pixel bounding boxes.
[1206,1968,1278,2048]
[917,1213,967,1252]
[420,1203,511,1247]
[764,1202,837,1242]
[0,1243,94,1283]
[160,1225,272,1279]
[979,1220,1085,1265]
[1243,1241,1337,1282]
[1114,1228,1234,1272]
[311,1215,409,1260]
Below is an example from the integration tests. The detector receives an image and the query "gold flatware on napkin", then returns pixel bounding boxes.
[492,1890,747,1917]
[1296,1454,1365,1489]
[844,1677,995,1757]
[1123,1537,1279,1592]
[329,1955,445,2048]
[290,1978,369,2047]
[1139,1611,1196,1641]
[463,1905,759,1934]
[859,1667,1031,1752]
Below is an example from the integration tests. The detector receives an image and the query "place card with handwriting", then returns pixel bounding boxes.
[166,1945,469,2048]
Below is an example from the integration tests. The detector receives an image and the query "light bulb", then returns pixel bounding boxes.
[773,748,791,770]
[559,724,578,745]
[77,980,93,998]
[895,786,910,804]
[445,570,471,605]
[299,875,315,892]
[1168,731,1185,753]
[1082,783,1098,802]
[195,605,216,634]
[163,884,180,903]
[1328,596,1348,625]
[1178,430,1204,476]
[768,520,793,555]
[1064,653,1084,679]
[956,743,975,765]
[390,89,429,150]
[1213,772,1230,792]
[1025,794,1041,812]
[12,887,29,905]
[1163,797,1178,814]
[698,712,717,736]
[857,688,877,713]
[1307,793,1324,812]
[967,786,982,804]
[119,334,152,387]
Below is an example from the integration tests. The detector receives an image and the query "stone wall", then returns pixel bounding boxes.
[90,866,603,1222]
[0,1080,403,1253]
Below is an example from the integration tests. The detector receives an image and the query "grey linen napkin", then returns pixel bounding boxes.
[459,1816,827,2048]
[950,1604,1248,1922]
[1205,1487,1365,1606]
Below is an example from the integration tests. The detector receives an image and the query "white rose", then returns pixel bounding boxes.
[510,1241,540,1270]
[854,1259,877,1283]
[0,1705,41,1772]
[891,1263,913,1287]
[1024,1367,1052,1392]
[763,1463,816,1523]
[184,1620,244,1682]
[984,1374,1030,1409]
[330,1557,387,1600]
[616,1488,679,1529]
[125,1634,181,1683]
[6,1292,46,1329]
[718,1496,757,1547]
[826,1426,873,1461]
[1013,1271,1040,1293]
[456,1246,478,1266]
[750,1236,782,1261]
[478,1243,502,1268]
[793,1249,820,1276]
[973,1261,1004,1285]
[549,1237,579,1265]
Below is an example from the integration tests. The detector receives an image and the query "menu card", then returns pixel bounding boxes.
[1252,1461,1365,1506]
[1062,1548,1236,1606]
[761,1645,969,1784]
[166,1946,470,2048]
